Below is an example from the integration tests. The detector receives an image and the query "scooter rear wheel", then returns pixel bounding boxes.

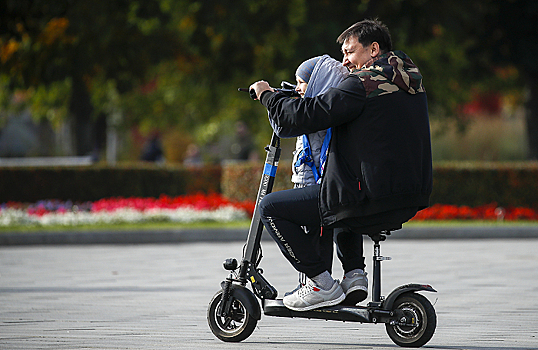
[385,292,436,347]
[207,290,258,342]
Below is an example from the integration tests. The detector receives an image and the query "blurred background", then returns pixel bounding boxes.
[1,0,537,166]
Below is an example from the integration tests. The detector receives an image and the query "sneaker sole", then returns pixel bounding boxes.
[284,293,346,312]
[341,286,368,306]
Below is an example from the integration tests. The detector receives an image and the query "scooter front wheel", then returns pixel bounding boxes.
[207,289,258,342]
[385,292,436,347]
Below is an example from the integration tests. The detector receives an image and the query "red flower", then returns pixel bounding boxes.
[6,196,536,222]
[88,193,255,217]
[411,203,538,221]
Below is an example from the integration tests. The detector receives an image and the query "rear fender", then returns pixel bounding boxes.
[383,283,436,310]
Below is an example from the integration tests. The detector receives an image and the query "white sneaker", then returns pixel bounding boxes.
[340,271,368,306]
[284,272,307,297]
[283,279,345,311]
[284,283,304,297]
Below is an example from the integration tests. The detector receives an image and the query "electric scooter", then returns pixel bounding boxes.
[207,86,437,348]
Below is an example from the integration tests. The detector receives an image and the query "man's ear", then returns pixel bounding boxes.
[371,42,381,57]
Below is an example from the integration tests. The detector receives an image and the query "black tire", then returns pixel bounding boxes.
[207,290,258,342]
[385,292,436,348]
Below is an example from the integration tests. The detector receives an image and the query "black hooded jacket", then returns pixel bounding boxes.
[261,51,433,227]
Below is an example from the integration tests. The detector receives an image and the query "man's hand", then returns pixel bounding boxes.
[249,80,274,100]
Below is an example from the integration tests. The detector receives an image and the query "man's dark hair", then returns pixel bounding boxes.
[337,19,393,53]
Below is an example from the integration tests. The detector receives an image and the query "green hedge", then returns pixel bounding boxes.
[222,161,538,208]
[431,162,538,208]
[0,164,222,202]
[221,161,294,202]
[2,161,538,208]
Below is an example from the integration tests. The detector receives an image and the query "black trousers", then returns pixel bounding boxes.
[259,184,419,278]
[259,184,365,278]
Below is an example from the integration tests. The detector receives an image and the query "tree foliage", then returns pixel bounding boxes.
[1,0,536,159]
[1,0,179,154]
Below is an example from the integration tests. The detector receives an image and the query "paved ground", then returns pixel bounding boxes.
[1,238,538,349]
[2,225,538,245]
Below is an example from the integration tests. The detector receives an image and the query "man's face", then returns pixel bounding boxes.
[341,36,373,72]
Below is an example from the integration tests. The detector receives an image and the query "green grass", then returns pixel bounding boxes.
[0,220,251,233]
[404,220,538,227]
[1,219,537,234]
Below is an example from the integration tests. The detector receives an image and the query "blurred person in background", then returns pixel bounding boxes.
[183,143,203,168]
[141,132,164,163]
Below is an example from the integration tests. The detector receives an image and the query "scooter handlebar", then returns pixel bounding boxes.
[238,82,300,100]
[238,88,258,100]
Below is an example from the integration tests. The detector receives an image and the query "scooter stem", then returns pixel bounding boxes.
[240,133,281,276]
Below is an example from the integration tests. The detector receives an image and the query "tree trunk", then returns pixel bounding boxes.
[526,75,538,160]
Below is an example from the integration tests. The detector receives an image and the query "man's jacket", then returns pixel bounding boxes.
[261,51,433,227]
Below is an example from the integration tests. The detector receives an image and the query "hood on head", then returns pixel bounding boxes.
[354,51,425,97]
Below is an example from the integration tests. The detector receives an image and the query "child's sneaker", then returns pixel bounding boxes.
[283,279,344,311]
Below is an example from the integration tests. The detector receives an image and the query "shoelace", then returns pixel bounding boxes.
[297,281,317,298]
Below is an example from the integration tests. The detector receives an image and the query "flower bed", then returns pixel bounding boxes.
[0,194,255,227]
[411,203,538,221]
[1,194,537,228]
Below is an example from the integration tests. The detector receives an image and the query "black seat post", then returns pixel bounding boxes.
[370,231,390,305]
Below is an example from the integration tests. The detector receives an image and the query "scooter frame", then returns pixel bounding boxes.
[208,94,437,348]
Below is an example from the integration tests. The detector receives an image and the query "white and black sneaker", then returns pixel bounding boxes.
[284,272,307,297]
[283,279,344,311]
[284,283,304,297]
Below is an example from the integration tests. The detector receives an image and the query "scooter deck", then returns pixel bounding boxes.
[263,299,371,323]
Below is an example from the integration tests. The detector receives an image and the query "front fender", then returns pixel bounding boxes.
[383,283,436,310]
[220,282,261,320]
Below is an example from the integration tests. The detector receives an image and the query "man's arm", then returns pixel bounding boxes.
[258,76,366,137]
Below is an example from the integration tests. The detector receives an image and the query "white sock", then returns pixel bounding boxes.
[311,271,335,290]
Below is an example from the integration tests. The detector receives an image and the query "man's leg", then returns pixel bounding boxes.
[335,206,420,305]
[259,185,344,311]
[334,229,368,305]
[319,227,335,274]
[334,229,365,273]
[259,185,328,278]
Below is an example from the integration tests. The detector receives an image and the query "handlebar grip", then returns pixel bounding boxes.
[238,88,258,100]
[238,85,299,99]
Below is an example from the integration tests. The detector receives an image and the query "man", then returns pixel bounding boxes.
[250,19,432,311]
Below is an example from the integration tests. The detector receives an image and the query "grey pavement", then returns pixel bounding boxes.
[2,224,538,245]
[1,237,538,349]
